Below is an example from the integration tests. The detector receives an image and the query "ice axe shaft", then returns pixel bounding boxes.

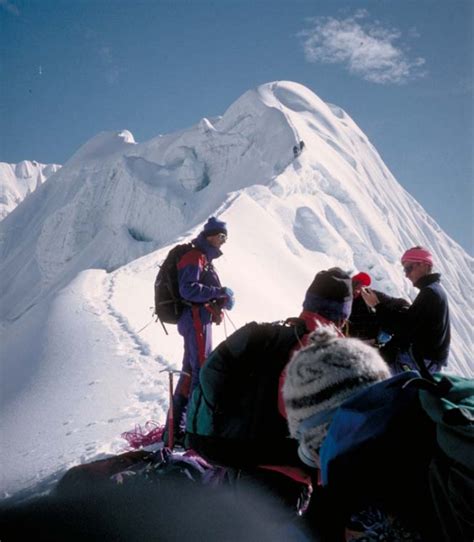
[160,369,190,450]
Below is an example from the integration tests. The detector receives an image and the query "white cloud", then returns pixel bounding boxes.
[299,12,426,85]
[0,0,20,16]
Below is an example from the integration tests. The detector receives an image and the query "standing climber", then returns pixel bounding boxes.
[361,246,450,374]
[168,217,234,443]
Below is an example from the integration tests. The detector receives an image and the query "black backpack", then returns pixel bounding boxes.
[154,243,195,326]
[186,318,308,467]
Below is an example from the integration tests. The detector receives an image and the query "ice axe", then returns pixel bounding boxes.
[160,368,190,450]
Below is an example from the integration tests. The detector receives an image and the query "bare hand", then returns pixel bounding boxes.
[361,287,380,308]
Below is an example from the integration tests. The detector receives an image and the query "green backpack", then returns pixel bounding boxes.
[418,373,474,541]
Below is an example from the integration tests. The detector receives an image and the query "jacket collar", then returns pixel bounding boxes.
[299,310,344,337]
[414,273,441,289]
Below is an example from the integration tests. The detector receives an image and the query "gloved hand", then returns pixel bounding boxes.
[221,287,235,310]
[376,330,392,347]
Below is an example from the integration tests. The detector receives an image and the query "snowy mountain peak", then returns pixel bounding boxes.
[0,81,472,357]
[1,80,472,498]
[15,160,39,179]
[67,129,137,166]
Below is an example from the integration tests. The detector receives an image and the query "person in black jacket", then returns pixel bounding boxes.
[348,272,409,344]
[361,246,450,374]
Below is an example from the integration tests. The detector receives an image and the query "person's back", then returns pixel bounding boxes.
[185,319,308,467]
[185,267,353,468]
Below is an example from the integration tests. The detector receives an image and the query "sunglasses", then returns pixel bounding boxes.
[403,263,417,275]
[217,233,227,241]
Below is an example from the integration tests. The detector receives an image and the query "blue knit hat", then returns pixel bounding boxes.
[303,267,352,322]
[203,216,227,237]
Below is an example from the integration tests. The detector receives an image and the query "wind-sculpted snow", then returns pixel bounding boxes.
[1,81,471,362]
[0,160,61,220]
[294,206,352,261]
[66,129,136,165]
[0,80,472,498]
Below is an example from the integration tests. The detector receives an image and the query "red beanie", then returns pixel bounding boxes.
[352,272,371,287]
[401,246,433,266]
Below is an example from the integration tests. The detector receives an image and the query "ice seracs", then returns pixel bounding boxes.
[0,160,61,220]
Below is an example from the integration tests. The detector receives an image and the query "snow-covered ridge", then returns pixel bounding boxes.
[1,81,470,356]
[0,160,61,220]
[1,80,472,498]
[0,81,472,373]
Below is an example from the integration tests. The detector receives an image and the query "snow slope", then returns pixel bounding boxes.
[0,161,61,220]
[1,81,472,498]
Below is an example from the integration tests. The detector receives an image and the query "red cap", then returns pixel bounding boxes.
[352,272,371,287]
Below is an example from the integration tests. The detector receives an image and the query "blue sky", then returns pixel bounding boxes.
[1,0,472,253]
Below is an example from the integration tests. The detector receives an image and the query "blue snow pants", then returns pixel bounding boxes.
[172,306,213,433]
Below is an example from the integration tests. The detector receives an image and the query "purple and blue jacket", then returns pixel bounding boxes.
[175,233,227,396]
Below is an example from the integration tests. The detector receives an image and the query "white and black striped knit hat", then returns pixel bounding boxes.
[283,326,390,467]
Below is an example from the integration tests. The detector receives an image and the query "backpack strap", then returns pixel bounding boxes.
[404,374,453,396]
[409,347,436,382]
[283,317,308,342]
[407,347,458,398]
[284,316,308,331]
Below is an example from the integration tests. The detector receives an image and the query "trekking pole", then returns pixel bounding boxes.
[160,369,190,450]
[223,313,228,338]
[158,317,169,336]
[136,317,154,334]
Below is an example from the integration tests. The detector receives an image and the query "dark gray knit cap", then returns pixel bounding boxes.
[302,267,353,321]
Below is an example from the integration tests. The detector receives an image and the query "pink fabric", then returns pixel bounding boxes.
[258,464,313,486]
[352,272,371,287]
[401,246,433,265]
